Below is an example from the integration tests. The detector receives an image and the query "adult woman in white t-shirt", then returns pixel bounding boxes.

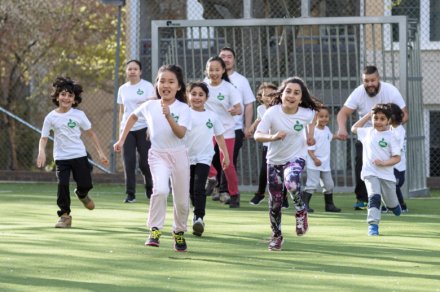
[117,60,155,203]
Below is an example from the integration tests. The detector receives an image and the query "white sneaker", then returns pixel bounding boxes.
[192,217,205,236]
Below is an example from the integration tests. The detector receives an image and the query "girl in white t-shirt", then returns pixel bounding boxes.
[351,104,401,236]
[254,76,318,251]
[37,76,109,229]
[118,60,156,203]
[185,81,230,236]
[204,56,242,208]
[302,105,342,213]
[388,103,408,212]
[114,65,191,252]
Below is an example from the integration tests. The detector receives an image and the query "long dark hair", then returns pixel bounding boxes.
[271,77,319,111]
[206,56,231,83]
[155,64,187,103]
[51,76,83,108]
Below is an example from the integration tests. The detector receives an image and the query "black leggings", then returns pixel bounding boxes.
[190,163,210,219]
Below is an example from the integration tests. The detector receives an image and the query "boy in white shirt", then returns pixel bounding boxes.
[37,76,109,228]
[351,104,401,236]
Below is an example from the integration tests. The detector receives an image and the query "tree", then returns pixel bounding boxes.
[0,0,121,170]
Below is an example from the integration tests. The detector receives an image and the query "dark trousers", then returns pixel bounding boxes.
[190,163,210,219]
[218,129,244,193]
[122,127,152,197]
[55,156,93,217]
[354,140,368,202]
[394,168,406,208]
[257,146,268,194]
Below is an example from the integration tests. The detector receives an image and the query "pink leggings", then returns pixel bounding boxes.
[209,137,239,195]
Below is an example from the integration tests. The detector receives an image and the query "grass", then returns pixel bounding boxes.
[0,182,439,291]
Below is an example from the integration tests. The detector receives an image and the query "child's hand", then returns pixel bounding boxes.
[272,131,287,141]
[222,155,230,170]
[307,137,316,146]
[227,106,240,116]
[36,153,46,168]
[161,100,170,117]
[100,154,109,166]
[113,141,123,152]
[372,159,383,166]
[314,158,322,167]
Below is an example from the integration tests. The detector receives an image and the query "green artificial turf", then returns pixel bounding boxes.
[0,182,439,291]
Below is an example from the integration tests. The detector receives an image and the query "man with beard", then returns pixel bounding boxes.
[336,65,408,210]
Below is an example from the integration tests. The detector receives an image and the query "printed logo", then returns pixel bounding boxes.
[137,89,144,95]
[293,121,303,131]
[67,119,77,128]
[206,118,213,129]
[378,138,388,148]
[171,113,179,123]
[217,92,225,101]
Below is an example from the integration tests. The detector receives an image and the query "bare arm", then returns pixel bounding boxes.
[214,134,230,170]
[402,106,409,124]
[36,137,48,168]
[84,129,109,165]
[227,103,242,116]
[118,104,124,133]
[162,100,187,139]
[351,112,371,134]
[243,102,254,138]
[254,130,287,143]
[373,154,401,167]
[248,118,261,136]
[114,113,138,152]
[306,113,318,146]
[308,149,322,166]
[336,106,355,140]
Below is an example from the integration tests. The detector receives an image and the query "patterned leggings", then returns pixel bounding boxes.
[268,158,306,236]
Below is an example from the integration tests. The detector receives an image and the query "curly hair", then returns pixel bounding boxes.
[50,76,83,107]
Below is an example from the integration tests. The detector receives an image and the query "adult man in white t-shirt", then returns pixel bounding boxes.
[336,65,408,210]
[210,47,255,202]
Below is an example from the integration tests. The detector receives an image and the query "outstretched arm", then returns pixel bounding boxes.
[85,129,109,165]
[36,137,48,168]
[336,106,355,140]
[351,112,371,134]
[114,113,138,152]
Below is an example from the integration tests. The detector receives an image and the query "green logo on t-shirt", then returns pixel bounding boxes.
[206,118,213,129]
[171,113,179,123]
[293,121,303,131]
[137,89,144,95]
[67,119,77,128]
[217,93,225,101]
[378,138,388,148]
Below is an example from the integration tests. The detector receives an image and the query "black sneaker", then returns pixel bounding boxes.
[145,227,161,247]
[229,194,240,208]
[173,231,187,252]
[124,195,136,203]
[250,193,265,205]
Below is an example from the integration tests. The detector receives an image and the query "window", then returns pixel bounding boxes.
[430,0,440,41]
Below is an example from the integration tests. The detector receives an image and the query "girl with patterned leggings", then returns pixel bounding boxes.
[254,77,318,251]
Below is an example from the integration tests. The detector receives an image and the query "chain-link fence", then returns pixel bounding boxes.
[1,0,438,183]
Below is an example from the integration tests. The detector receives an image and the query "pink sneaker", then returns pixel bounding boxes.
[295,208,308,236]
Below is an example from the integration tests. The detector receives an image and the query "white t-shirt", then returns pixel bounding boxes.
[41,108,91,160]
[344,81,406,127]
[228,71,256,130]
[357,127,401,182]
[117,79,155,132]
[256,105,315,165]
[307,126,333,171]
[391,125,406,172]
[256,104,269,147]
[185,109,225,165]
[133,99,191,150]
[204,80,241,139]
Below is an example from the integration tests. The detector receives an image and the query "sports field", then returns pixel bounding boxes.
[1,182,439,291]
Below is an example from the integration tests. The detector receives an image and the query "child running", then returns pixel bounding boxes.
[254,76,318,251]
[351,103,401,236]
[37,76,109,228]
[185,81,230,236]
[388,103,408,212]
[114,64,191,252]
[204,56,242,208]
[302,104,342,212]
